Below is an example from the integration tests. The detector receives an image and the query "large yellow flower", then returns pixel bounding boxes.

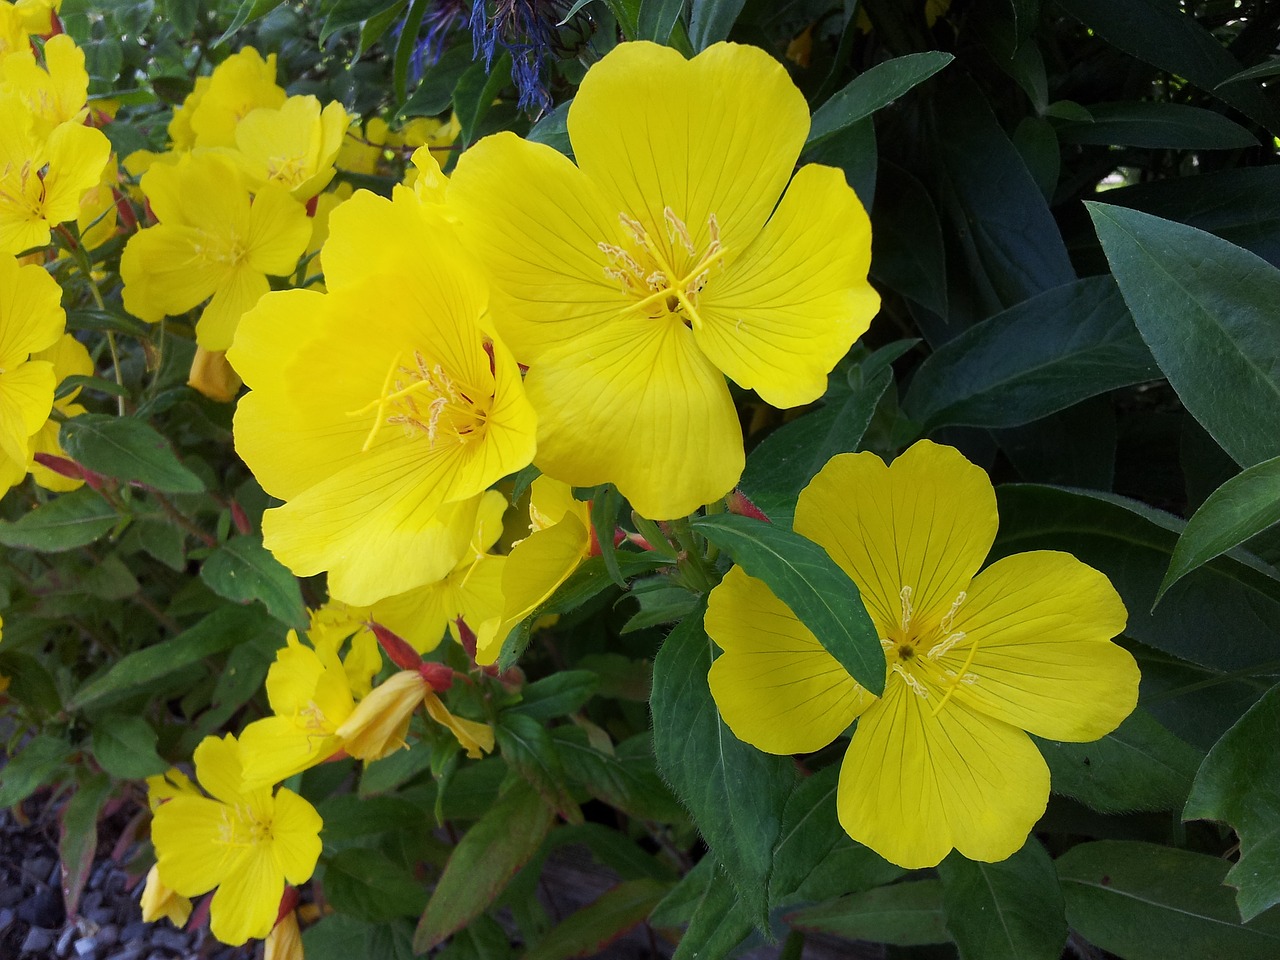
[449,41,879,520]
[151,734,322,947]
[705,441,1140,869]
[0,255,62,480]
[228,185,537,604]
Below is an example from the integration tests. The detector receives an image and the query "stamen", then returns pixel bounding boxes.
[899,585,914,631]
[664,206,696,256]
[892,663,929,700]
[940,591,967,632]
[927,630,967,660]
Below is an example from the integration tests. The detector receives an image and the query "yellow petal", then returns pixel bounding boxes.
[707,566,873,754]
[940,550,1138,742]
[39,121,111,226]
[424,692,495,759]
[527,316,742,520]
[269,787,323,885]
[0,256,65,367]
[695,163,879,408]
[568,41,809,261]
[188,347,243,403]
[208,846,281,946]
[243,183,311,276]
[0,361,54,464]
[139,864,193,928]
[794,441,998,637]
[837,679,1049,869]
[335,670,424,761]
[120,224,222,324]
[196,265,269,351]
[238,716,343,788]
[153,795,248,897]
[191,733,247,807]
[265,910,303,960]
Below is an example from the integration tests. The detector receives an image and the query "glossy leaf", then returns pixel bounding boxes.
[1185,682,1280,920]
[0,488,117,553]
[690,513,884,694]
[650,610,795,929]
[903,275,1156,432]
[938,840,1066,960]
[1159,456,1280,602]
[200,535,307,629]
[1057,841,1280,960]
[808,52,954,145]
[1089,202,1280,468]
[636,0,684,42]
[786,880,951,946]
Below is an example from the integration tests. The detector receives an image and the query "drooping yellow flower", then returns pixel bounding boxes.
[335,116,390,176]
[0,32,88,134]
[237,630,357,788]
[233,95,349,201]
[140,863,192,928]
[449,41,879,520]
[305,599,381,698]
[74,149,119,250]
[475,476,592,664]
[185,46,285,150]
[187,346,242,402]
[334,668,495,761]
[15,0,59,34]
[705,441,1140,869]
[120,152,311,349]
[228,185,537,605]
[29,331,91,492]
[0,255,62,475]
[0,91,110,254]
[151,734,322,947]
[264,909,303,960]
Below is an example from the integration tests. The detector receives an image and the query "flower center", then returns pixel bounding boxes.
[349,348,492,453]
[880,586,979,713]
[218,804,273,848]
[598,207,727,328]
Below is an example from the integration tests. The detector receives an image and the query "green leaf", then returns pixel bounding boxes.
[1054,101,1258,149]
[303,916,416,960]
[59,772,112,919]
[668,860,753,959]
[200,535,307,629]
[690,514,884,695]
[637,0,684,42]
[325,848,429,923]
[1159,456,1280,602]
[993,485,1280,674]
[90,715,167,779]
[938,839,1066,960]
[904,276,1156,432]
[870,163,947,315]
[768,764,904,907]
[650,610,795,930]
[0,734,72,808]
[0,488,117,552]
[1185,682,1280,920]
[357,0,408,59]
[214,0,283,45]
[321,0,401,42]
[494,712,582,824]
[687,0,744,49]
[415,779,555,950]
[61,414,205,493]
[1057,841,1280,960]
[1220,58,1280,86]
[1035,708,1202,814]
[511,670,599,720]
[523,879,669,960]
[527,100,571,155]
[455,53,512,146]
[0,652,61,720]
[1088,202,1280,468]
[808,52,954,145]
[550,728,684,822]
[1054,0,1280,135]
[70,606,274,711]
[397,42,473,118]
[786,880,952,946]
[393,0,428,104]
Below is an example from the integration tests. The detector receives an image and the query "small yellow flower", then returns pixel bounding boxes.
[450,41,879,519]
[233,94,349,201]
[0,254,63,475]
[183,47,285,150]
[264,910,303,960]
[151,734,322,947]
[139,864,192,928]
[705,441,1140,869]
[187,346,242,403]
[0,32,89,134]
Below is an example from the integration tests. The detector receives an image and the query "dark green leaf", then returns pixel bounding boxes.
[397,42,473,118]
[1055,0,1280,135]
[61,414,205,493]
[321,0,401,42]
[527,100,571,155]
[1220,58,1280,86]
[1036,708,1202,814]
[808,52,954,145]
[803,115,876,208]
[325,848,429,922]
[0,652,61,720]
[511,671,599,720]
[59,772,112,919]
[415,779,555,950]
[637,0,684,43]
[357,0,408,59]
[994,485,1280,673]
[1089,202,1280,468]
[303,916,416,960]
[163,0,199,35]
[551,728,684,822]
[65,308,151,338]
[91,715,167,779]
[214,0,283,44]
[687,0,744,49]
[0,734,72,808]
[393,0,428,104]
[1159,456,1280,602]
[786,880,952,946]
[870,162,947,315]
[456,53,512,146]
[0,488,117,553]
[690,514,883,695]
[1057,841,1280,960]
[523,879,669,960]
[56,374,129,400]
[1185,682,1280,920]
[590,487,625,588]
[200,535,306,629]
[903,276,1157,432]
[70,606,274,711]
[650,610,795,929]
[1055,102,1258,149]
[668,859,753,960]
[938,839,1066,960]
[494,713,582,824]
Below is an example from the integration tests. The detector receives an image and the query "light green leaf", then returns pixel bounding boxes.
[0,488,117,552]
[200,535,306,629]
[91,715,167,779]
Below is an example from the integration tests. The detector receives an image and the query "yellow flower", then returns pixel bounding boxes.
[0,4,26,58]
[151,733,322,947]
[184,47,285,150]
[15,0,59,34]
[74,150,119,251]
[705,441,1140,869]
[139,864,192,928]
[237,630,357,788]
[120,152,311,349]
[334,668,495,761]
[187,346,242,403]
[305,599,381,698]
[0,91,110,254]
[29,331,91,492]
[227,185,537,605]
[233,94,349,201]
[335,116,389,176]
[0,254,63,477]
[0,32,88,134]
[264,910,303,960]
[475,476,592,664]
[449,41,879,520]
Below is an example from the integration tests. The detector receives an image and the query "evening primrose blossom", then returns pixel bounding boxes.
[705,441,1140,869]
[449,40,879,520]
[0,255,63,478]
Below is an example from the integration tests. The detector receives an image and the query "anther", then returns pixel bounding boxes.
[940,591,967,632]
[899,585,914,631]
